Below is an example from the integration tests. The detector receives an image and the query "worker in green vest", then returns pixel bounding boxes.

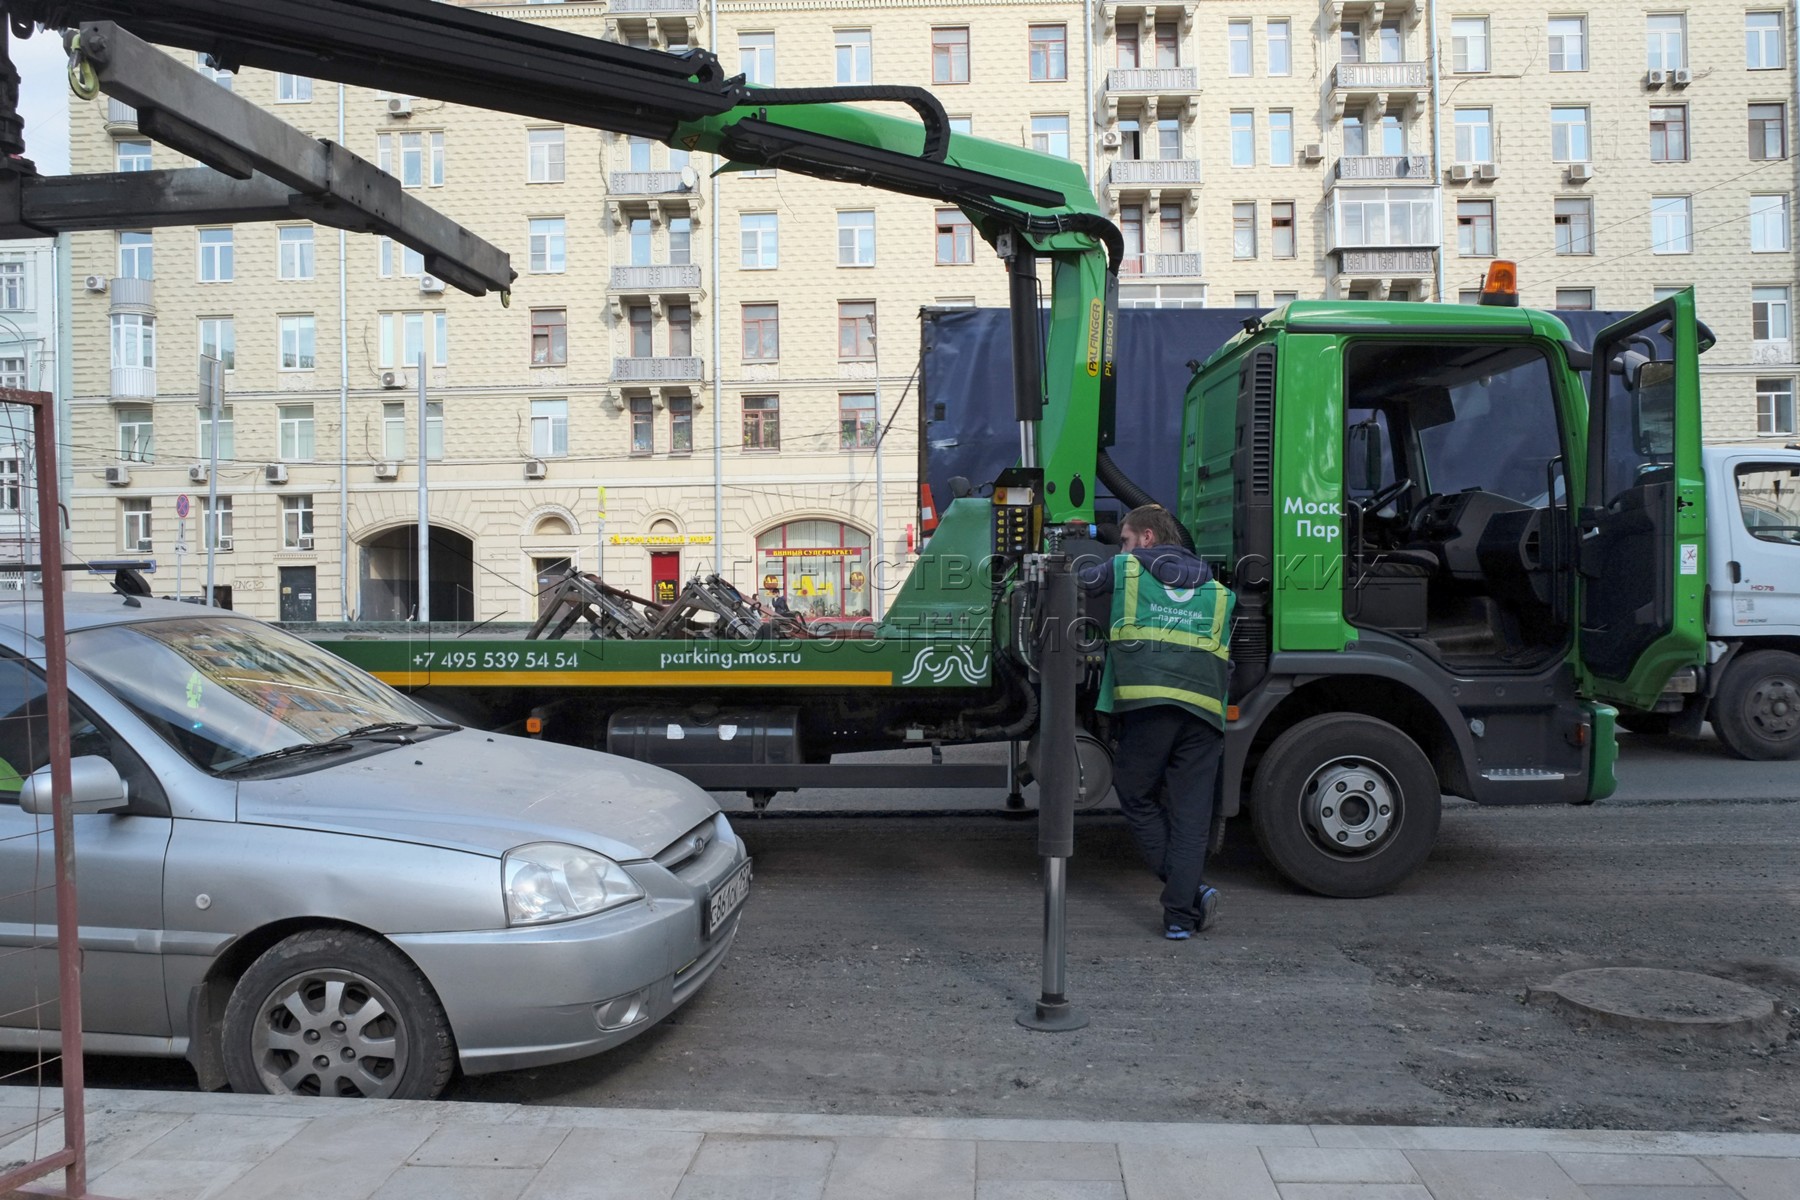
[1080,504,1235,940]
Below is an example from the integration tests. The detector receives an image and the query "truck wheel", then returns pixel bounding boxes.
[1711,651,1800,761]
[1250,714,1441,898]
[1617,710,1675,736]
[222,929,456,1100]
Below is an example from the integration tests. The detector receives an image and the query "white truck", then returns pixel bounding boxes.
[1620,444,1800,759]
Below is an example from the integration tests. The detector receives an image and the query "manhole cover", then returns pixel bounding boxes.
[1526,968,1779,1039]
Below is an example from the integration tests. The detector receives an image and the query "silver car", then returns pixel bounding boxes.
[0,594,750,1099]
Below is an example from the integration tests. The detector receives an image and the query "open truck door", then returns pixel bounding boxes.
[1578,289,1708,710]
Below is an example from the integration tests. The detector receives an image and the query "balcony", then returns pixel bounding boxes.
[610,264,702,292]
[1106,67,1198,95]
[608,0,699,11]
[1108,158,1202,188]
[1335,248,1436,277]
[1334,61,1430,91]
[613,356,703,384]
[110,366,156,399]
[104,97,137,133]
[1120,253,1203,279]
[108,277,155,313]
[609,170,690,196]
[1334,154,1432,183]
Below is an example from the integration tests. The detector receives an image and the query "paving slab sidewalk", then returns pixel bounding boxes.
[4,1087,1800,1200]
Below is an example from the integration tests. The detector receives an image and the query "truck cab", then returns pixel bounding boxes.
[1181,288,1707,896]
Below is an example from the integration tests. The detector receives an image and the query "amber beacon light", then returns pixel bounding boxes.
[1479,260,1520,306]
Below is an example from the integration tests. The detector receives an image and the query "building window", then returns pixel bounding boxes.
[1334,188,1436,247]
[1268,21,1291,75]
[669,396,693,454]
[197,228,233,282]
[0,260,23,309]
[110,313,155,370]
[1119,204,1143,273]
[1555,288,1595,310]
[1452,17,1489,73]
[528,217,566,273]
[278,404,315,461]
[282,495,314,549]
[1230,111,1254,166]
[199,316,235,372]
[1458,199,1495,256]
[1647,14,1687,71]
[740,212,778,268]
[739,33,776,85]
[626,136,653,173]
[1269,111,1294,166]
[202,496,232,550]
[278,226,314,280]
[1747,12,1787,69]
[1271,201,1295,258]
[1233,202,1257,259]
[195,53,232,88]
[1379,113,1406,155]
[380,310,448,369]
[1157,118,1181,160]
[122,498,152,551]
[668,304,692,357]
[1753,285,1791,342]
[0,455,18,512]
[531,309,567,365]
[1756,378,1796,434]
[1227,20,1252,76]
[382,403,405,459]
[1029,26,1067,81]
[629,397,654,455]
[116,407,153,463]
[279,314,315,370]
[1651,195,1693,254]
[1750,103,1788,159]
[835,29,871,85]
[1155,22,1180,67]
[1751,195,1791,252]
[426,402,444,460]
[1377,20,1403,62]
[1551,107,1590,162]
[933,28,970,84]
[379,237,425,278]
[118,231,153,280]
[627,304,652,357]
[1160,207,1184,255]
[116,139,151,171]
[1030,115,1070,158]
[1652,285,1688,302]
[377,131,445,188]
[528,128,565,183]
[1454,108,1493,163]
[530,398,568,458]
[936,208,974,264]
[1340,26,1363,65]
[838,301,876,361]
[1554,198,1594,255]
[742,303,779,360]
[757,520,872,619]
[838,210,876,266]
[1549,16,1587,71]
[275,73,312,102]
[839,392,877,449]
[668,216,692,266]
[197,403,233,460]
[742,394,779,450]
[949,117,972,136]
[1650,106,1689,162]
[1342,114,1366,157]
[1234,292,1260,308]
[0,356,22,389]
[628,216,653,267]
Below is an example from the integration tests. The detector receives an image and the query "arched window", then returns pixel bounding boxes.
[755,519,872,619]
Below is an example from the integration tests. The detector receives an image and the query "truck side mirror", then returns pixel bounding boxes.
[19,755,130,817]
[1345,422,1382,493]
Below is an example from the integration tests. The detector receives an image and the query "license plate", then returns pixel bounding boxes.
[706,859,752,936]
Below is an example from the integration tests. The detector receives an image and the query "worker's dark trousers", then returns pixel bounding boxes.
[1111,706,1224,929]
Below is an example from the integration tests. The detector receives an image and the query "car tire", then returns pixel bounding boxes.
[1249,713,1442,899]
[1616,710,1676,736]
[1711,650,1800,761]
[221,928,456,1100]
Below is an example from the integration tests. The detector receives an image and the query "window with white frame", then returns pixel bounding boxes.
[0,455,21,511]
[1340,25,1363,64]
[199,316,234,372]
[1160,207,1184,254]
[739,33,776,85]
[1030,115,1069,158]
[379,311,448,369]
[1452,17,1489,72]
[836,29,872,84]
[1652,285,1688,302]
[838,301,876,361]
[1753,285,1791,342]
[1454,108,1493,163]
[1651,195,1693,253]
[0,261,25,310]
[1268,20,1291,75]
[669,396,693,454]
[278,404,315,460]
[275,73,312,102]
[1334,188,1436,247]
[629,397,654,455]
[529,218,566,273]
[628,216,652,266]
[1227,20,1252,76]
[740,212,778,268]
[1234,292,1260,308]
[1751,194,1791,252]
[627,136,653,172]
[198,228,233,282]
[1458,199,1495,256]
[110,312,155,369]
[278,226,314,279]
[1554,197,1594,255]
[282,495,314,549]
[1380,113,1406,155]
[203,496,233,549]
[1230,110,1254,166]
[1555,288,1595,310]
[378,237,425,277]
[1549,16,1586,71]
[1377,20,1403,62]
[122,498,152,550]
[1233,202,1256,258]
[669,217,691,265]
[531,398,568,458]
[1269,111,1294,166]
[932,27,970,84]
[198,403,233,460]
[1647,14,1686,70]
[382,403,406,459]
[1750,103,1788,159]
[531,308,567,365]
[838,211,876,266]
[1551,107,1590,162]
[377,131,445,188]
[1157,118,1181,160]
[1650,105,1689,162]
[1029,25,1067,81]
[116,139,152,171]
[118,230,153,279]
[0,357,24,389]
[1747,11,1786,69]
[742,304,779,360]
[116,407,153,462]
[426,402,443,460]
[839,392,877,449]
[1342,113,1366,156]
[528,127,565,183]
[1756,378,1796,434]
[1271,202,1295,258]
[279,314,315,370]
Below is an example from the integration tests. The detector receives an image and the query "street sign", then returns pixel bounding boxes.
[173,541,189,555]
[175,493,190,519]
[596,485,607,521]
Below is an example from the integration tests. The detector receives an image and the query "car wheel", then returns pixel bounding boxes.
[1249,713,1442,899]
[221,928,455,1100]
[1711,651,1800,761]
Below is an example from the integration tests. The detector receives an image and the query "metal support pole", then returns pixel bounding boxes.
[872,323,885,620]
[1019,553,1087,1032]
[203,357,219,606]
[416,352,429,623]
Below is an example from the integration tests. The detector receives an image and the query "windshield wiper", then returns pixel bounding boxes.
[330,720,459,742]
[217,741,357,775]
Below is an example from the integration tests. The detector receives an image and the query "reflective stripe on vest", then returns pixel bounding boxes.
[1104,554,1233,724]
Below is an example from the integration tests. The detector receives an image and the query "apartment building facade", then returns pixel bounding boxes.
[0,237,58,572]
[62,0,1799,621]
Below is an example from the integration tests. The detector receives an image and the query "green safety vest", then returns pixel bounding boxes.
[1098,553,1234,729]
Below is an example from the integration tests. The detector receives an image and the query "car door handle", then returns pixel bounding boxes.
[1728,560,1741,583]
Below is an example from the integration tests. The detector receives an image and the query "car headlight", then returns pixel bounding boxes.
[502,842,644,925]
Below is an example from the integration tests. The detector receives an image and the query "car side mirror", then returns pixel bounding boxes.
[20,755,130,816]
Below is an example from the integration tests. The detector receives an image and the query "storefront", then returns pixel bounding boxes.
[756,519,871,619]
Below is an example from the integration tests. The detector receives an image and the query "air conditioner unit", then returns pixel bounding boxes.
[103,465,130,486]
[264,463,289,485]
[1672,68,1692,87]
[1566,163,1593,183]
[297,536,314,551]
[374,460,400,479]
[84,274,108,293]
[1097,128,1122,149]
[1302,143,1325,163]
[1448,163,1473,183]
[217,536,233,551]
[1474,162,1499,182]
[386,97,413,117]
[1646,69,1668,87]
[379,370,407,389]
[187,463,207,483]
[418,274,445,294]
[136,538,152,552]
[524,458,547,479]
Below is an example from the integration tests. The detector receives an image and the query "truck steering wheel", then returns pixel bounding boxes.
[1359,477,1414,517]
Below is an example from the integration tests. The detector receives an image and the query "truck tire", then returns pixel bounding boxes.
[1249,714,1442,898]
[1710,650,1800,761]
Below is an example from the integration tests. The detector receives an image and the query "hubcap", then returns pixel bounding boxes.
[1747,673,1800,740]
[249,969,407,1098]
[1301,758,1400,857]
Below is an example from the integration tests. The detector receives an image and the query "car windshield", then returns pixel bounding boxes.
[67,615,442,773]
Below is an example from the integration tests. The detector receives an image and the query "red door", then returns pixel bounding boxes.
[651,551,680,604]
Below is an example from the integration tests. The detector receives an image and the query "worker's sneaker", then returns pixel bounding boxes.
[1164,923,1192,941]
[1195,886,1220,933]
